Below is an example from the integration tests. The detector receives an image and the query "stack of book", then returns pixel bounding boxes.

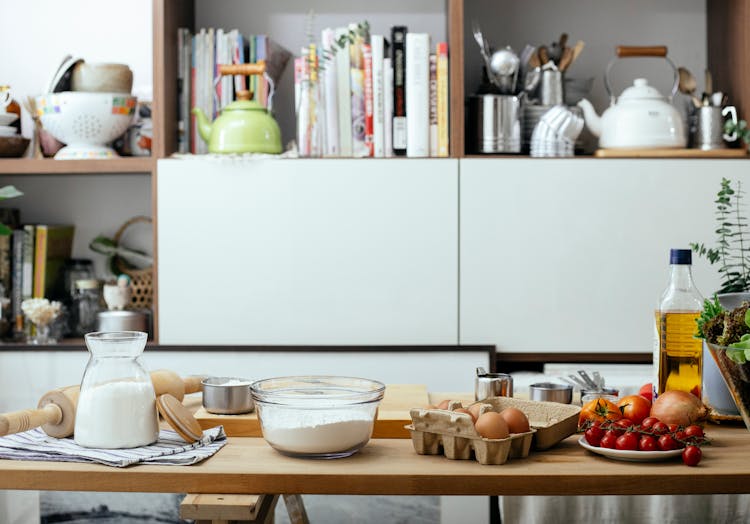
[296,24,449,158]
[177,28,290,154]
[1,224,75,338]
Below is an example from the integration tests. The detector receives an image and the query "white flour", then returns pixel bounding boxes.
[260,409,374,454]
[74,381,159,449]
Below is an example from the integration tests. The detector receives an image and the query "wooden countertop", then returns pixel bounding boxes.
[1,425,750,496]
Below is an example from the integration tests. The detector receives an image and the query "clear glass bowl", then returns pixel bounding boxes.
[250,376,385,459]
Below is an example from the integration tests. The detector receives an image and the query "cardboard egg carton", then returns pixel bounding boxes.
[406,401,535,465]
[468,397,581,450]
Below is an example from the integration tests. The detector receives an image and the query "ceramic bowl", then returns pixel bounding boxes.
[71,62,133,94]
[35,92,137,159]
[0,136,29,157]
[0,113,18,126]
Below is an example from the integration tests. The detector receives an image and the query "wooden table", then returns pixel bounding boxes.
[1,426,750,496]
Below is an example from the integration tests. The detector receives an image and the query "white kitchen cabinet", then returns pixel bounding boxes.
[459,158,744,353]
[157,158,458,345]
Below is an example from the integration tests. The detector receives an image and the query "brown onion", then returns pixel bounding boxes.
[650,390,708,426]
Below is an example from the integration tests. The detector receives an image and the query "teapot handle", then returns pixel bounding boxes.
[604,45,678,103]
[214,60,276,112]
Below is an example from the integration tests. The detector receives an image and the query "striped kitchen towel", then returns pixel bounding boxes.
[0,426,226,467]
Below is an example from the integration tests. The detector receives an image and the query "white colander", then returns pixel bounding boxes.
[36,92,137,159]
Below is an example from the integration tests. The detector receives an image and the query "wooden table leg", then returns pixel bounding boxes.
[282,494,310,524]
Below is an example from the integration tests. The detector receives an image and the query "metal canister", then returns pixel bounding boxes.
[468,94,522,153]
[475,367,513,401]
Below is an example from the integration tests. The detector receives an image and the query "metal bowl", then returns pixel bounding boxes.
[202,377,254,414]
[529,382,573,404]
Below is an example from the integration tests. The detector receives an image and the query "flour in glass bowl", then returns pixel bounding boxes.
[259,408,375,455]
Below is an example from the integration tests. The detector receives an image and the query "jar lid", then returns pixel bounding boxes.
[156,394,203,443]
[75,279,100,289]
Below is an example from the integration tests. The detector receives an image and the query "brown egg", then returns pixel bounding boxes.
[474,412,510,439]
[453,407,477,422]
[468,403,483,420]
[499,408,530,433]
[436,399,451,410]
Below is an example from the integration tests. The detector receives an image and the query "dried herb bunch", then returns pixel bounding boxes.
[691,178,750,294]
[303,10,370,74]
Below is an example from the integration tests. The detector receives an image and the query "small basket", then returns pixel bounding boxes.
[113,216,153,309]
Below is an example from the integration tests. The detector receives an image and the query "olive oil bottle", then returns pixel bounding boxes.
[653,249,704,400]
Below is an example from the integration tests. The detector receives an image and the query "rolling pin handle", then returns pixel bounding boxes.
[0,403,63,437]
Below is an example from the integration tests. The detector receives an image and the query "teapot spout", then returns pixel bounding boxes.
[577,98,602,137]
[191,107,212,143]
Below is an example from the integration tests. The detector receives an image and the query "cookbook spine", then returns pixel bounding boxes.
[406,32,430,158]
[391,26,407,156]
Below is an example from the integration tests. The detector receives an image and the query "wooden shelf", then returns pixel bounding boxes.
[0,157,154,175]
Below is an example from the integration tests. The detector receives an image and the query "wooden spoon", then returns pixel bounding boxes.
[678,67,702,108]
[538,46,550,65]
[558,47,574,72]
[570,40,585,66]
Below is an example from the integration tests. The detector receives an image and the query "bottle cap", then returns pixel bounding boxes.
[670,249,692,265]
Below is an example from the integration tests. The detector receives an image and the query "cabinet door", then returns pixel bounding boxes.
[459,158,739,353]
[157,158,458,345]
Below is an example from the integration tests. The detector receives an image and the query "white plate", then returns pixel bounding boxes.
[578,436,683,462]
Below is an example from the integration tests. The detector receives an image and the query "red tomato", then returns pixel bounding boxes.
[579,398,623,426]
[616,432,638,451]
[652,422,669,435]
[639,435,658,452]
[690,385,701,398]
[682,445,702,466]
[617,395,652,425]
[584,428,602,447]
[600,430,619,449]
[640,417,660,430]
[639,383,653,403]
[685,425,704,439]
[668,424,680,433]
[658,435,680,451]
[673,431,687,447]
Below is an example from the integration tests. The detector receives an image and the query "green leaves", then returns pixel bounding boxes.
[696,295,725,339]
[692,178,750,294]
[725,119,750,147]
[0,185,23,236]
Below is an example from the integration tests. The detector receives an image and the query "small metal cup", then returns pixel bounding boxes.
[694,105,738,150]
[475,368,513,401]
[529,382,573,404]
[202,377,255,414]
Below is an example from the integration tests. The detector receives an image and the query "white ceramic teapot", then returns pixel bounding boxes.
[577,46,686,149]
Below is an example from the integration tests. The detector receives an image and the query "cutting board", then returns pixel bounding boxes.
[595,148,747,158]
[195,384,430,439]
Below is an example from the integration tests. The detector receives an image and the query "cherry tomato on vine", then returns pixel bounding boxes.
[652,422,669,435]
[615,432,638,451]
[585,427,603,447]
[658,435,680,451]
[600,430,618,449]
[640,417,660,430]
[685,425,704,439]
[639,435,658,452]
[682,445,702,466]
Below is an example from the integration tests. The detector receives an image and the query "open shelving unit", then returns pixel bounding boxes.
[3,0,749,346]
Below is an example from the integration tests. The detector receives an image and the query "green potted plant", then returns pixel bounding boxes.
[692,177,750,415]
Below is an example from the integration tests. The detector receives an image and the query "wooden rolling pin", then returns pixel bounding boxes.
[0,370,204,438]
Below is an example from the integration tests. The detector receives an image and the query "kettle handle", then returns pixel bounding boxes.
[218,61,266,77]
[604,45,678,103]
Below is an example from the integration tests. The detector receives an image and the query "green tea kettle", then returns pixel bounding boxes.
[192,62,282,154]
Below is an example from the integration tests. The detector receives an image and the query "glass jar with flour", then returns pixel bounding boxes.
[74,331,159,448]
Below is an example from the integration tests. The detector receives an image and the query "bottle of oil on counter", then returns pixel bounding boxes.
[654,249,704,400]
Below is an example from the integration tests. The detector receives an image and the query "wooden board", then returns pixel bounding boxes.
[594,148,748,158]
[195,384,430,439]
[3,426,750,496]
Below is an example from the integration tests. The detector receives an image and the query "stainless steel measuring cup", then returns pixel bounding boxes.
[475,367,513,400]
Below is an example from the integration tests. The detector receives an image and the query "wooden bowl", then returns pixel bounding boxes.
[0,136,29,158]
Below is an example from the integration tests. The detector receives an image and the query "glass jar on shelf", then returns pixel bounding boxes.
[72,279,102,337]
